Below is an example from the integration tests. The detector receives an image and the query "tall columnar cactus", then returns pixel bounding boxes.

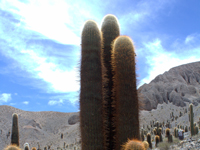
[189,104,194,136]
[11,113,19,146]
[112,36,139,149]
[101,14,120,150]
[80,20,104,150]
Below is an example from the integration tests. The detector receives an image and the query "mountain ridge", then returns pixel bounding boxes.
[139,61,200,111]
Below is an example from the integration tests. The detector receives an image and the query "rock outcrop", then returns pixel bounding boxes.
[139,61,200,111]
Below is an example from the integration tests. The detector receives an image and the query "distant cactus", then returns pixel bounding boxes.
[179,111,182,117]
[185,126,188,132]
[122,139,145,150]
[165,128,170,137]
[24,143,30,150]
[11,113,19,146]
[195,126,199,135]
[189,104,194,136]
[153,128,157,135]
[61,133,63,139]
[156,121,159,129]
[174,127,177,137]
[168,134,173,143]
[141,129,144,141]
[155,135,160,147]
[37,142,41,150]
[147,133,152,149]
[111,36,140,149]
[80,20,104,150]
[158,128,163,142]
[3,145,21,150]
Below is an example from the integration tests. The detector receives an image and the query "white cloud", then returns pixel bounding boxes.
[23,101,29,105]
[139,38,200,87]
[48,99,64,106]
[0,0,105,45]
[19,49,80,92]
[0,93,12,103]
[49,91,79,105]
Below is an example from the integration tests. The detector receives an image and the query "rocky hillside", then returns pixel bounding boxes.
[139,61,200,111]
[0,105,81,150]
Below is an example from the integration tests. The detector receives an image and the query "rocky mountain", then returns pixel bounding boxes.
[139,61,200,111]
[2,61,200,149]
[0,105,81,150]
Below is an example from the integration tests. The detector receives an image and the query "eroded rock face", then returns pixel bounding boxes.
[139,61,200,111]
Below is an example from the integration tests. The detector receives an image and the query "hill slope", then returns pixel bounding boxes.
[139,61,200,111]
[0,105,81,150]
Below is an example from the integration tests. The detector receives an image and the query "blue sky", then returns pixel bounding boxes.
[0,0,199,112]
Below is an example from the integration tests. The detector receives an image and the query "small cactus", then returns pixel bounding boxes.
[158,128,163,142]
[155,135,160,147]
[11,113,19,146]
[31,148,36,150]
[24,143,30,150]
[3,145,21,150]
[174,127,177,137]
[195,126,199,135]
[147,133,152,149]
[165,128,170,137]
[185,126,188,132]
[142,141,149,150]
[141,129,145,141]
[168,134,173,143]
[189,104,194,136]
[122,139,145,150]
[153,128,157,135]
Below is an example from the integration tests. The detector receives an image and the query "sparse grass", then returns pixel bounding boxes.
[157,136,179,150]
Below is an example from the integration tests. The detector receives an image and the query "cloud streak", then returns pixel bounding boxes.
[23,101,29,105]
[0,0,107,45]
[48,99,64,106]
[0,7,80,93]
[139,35,200,87]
